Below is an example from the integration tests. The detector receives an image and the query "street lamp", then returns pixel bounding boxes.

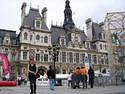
[48,44,60,72]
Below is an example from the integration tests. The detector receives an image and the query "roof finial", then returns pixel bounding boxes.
[37,4,39,10]
[30,2,32,8]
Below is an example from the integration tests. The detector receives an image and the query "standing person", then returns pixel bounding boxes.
[80,66,88,89]
[67,72,72,87]
[47,65,56,91]
[28,58,38,94]
[88,66,95,88]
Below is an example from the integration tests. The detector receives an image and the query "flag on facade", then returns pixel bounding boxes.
[83,52,90,69]
[0,54,10,75]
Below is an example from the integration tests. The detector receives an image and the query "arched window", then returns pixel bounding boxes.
[36,35,40,40]
[30,34,32,41]
[24,32,27,40]
[44,36,48,43]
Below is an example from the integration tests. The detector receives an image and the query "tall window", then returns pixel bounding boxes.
[88,54,91,64]
[93,55,97,64]
[44,36,48,43]
[100,44,102,50]
[36,35,40,40]
[61,38,65,46]
[36,53,40,61]
[36,20,41,28]
[87,42,90,49]
[44,54,48,62]
[24,32,27,40]
[30,34,32,41]
[23,51,27,60]
[62,52,66,63]
[76,53,79,63]
[41,36,43,43]
[69,52,73,63]
[41,51,44,62]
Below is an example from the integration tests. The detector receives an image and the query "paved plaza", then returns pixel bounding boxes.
[0,85,125,94]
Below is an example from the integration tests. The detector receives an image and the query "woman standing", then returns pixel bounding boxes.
[28,58,38,94]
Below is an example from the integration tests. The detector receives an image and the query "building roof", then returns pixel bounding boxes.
[22,7,49,31]
[51,25,87,46]
[0,29,16,39]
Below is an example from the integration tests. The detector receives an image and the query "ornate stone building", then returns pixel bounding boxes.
[0,0,110,79]
[0,29,19,79]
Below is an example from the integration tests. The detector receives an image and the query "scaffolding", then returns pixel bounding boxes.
[104,12,125,84]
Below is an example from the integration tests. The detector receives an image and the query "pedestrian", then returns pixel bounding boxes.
[80,66,88,89]
[74,67,81,88]
[47,65,56,91]
[67,72,72,87]
[88,66,95,88]
[17,75,22,86]
[28,58,38,94]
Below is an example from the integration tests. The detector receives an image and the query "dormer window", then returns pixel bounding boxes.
[59,35,66,46]
[35,20,41,28]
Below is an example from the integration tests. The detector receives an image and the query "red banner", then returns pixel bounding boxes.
[0,54,10,75]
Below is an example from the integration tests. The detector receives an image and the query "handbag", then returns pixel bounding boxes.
[35,72,40,79]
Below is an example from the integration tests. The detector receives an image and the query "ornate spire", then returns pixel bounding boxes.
[63,0,75,30]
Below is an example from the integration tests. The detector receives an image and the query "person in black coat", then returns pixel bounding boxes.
[47,65,56,90]
[28,58,38,94]
[88,66,95,88]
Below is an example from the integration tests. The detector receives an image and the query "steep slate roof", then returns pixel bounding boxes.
[0,29,17,45]
[22,8,49,31]
[0,29,16,39]
[92,22,104,40]
[51,25,87,45]
[51,25,67,45]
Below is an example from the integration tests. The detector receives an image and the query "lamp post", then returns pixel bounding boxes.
[48,44,60,72]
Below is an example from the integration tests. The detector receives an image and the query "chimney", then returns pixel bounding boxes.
[21,2,26,25]
[42,7,47,24]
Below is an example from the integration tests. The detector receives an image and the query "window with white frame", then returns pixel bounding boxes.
[69,52,73,63]
[30,34,32,41]
[36,53,40,61]
[23,51,27,60]
[41,36,43,43]
[44,36,48,43]
[86,42,90,49]
[35,20,41,28]
[76,53,79,63]
[100,44,102,50]
[40,50,44,62]
[44,54,48,62]
[24,32,27,40]
[62,52,66,63]
[36,34,40,40]
[93,55,97,64]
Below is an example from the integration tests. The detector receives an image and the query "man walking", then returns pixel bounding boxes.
[47,65,56,91]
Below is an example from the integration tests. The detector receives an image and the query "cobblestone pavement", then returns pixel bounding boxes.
[0,85,125,94]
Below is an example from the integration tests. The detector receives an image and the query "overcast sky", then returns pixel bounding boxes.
[0,0,125,34]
